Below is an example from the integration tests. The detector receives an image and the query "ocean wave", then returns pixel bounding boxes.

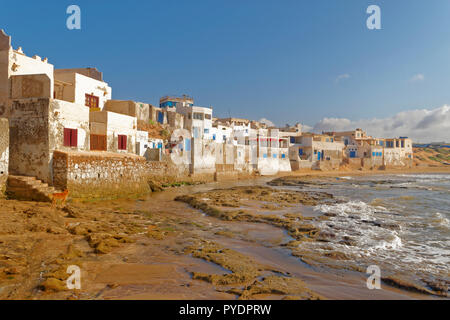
[314,200,386,220]
[293,175,450,284]
[432,212,450,229]
[370,234,403,251]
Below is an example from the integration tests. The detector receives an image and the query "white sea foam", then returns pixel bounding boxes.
[432,212,450,228]
[307,200,449,277]
[291,174,450,282]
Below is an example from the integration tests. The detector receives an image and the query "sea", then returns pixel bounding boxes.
[284,173,449,286]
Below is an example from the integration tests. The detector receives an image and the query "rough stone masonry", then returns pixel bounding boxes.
[0,118,8,196]
[52,150,150,199]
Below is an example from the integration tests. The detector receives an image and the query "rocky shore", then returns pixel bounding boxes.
[0,168,449,300]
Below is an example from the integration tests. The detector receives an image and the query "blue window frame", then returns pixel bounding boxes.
[185,138,191,151]
[290,137,295,144]
[212,134,216,141]
[299,149,303,156]
[273,154,277,158]
[263,153,267,158]
[281,154,286,159]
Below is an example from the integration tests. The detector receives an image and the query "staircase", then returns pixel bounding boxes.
[6,176,56,202]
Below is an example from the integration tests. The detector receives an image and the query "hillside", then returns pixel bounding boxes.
[413,147,450,167]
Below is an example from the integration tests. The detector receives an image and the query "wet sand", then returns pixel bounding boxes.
[0,167,449,300]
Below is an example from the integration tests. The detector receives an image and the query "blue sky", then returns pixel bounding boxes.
[1,1,450,139]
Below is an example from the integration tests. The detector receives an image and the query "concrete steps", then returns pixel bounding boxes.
[6,176,56,202]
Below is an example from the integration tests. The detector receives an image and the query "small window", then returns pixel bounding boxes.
[204,114,211,120]
[193,112,203,120]
[118,135,127,150]
[64,128,78,147]
[85,94,99,109]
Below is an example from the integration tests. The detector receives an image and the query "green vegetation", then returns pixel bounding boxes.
[160,129,170,139]
[423,147,450,163]
[161,181,194,188]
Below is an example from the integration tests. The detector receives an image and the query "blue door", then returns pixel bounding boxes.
[317,151,321,161]
[350,151,356,158]
[157,111,164,124]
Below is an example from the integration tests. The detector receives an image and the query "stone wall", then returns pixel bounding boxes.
[146,159,190,183]
[166,110,184,129]
[104,100,149,123]
[9,98,51,182]
[10,74,52,99]
[0,118,8,196]
[53,150,150,199]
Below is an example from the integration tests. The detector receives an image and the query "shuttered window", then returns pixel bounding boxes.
[118,135,127,150]
[64,128,78,147]
[90,134,107,151]
[85,94,99,109]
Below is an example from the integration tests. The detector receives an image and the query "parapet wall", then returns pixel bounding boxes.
[53,150,150,199]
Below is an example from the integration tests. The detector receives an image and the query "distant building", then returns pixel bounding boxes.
[289,133,345,170]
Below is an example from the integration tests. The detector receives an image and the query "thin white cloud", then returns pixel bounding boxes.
[311,105,450,143]
[410,73,425,82]
[301,124,313,132]
[335,74,351,83]
[258,118,275,127]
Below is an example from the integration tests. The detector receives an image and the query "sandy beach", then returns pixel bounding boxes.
[0,166,449,300]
